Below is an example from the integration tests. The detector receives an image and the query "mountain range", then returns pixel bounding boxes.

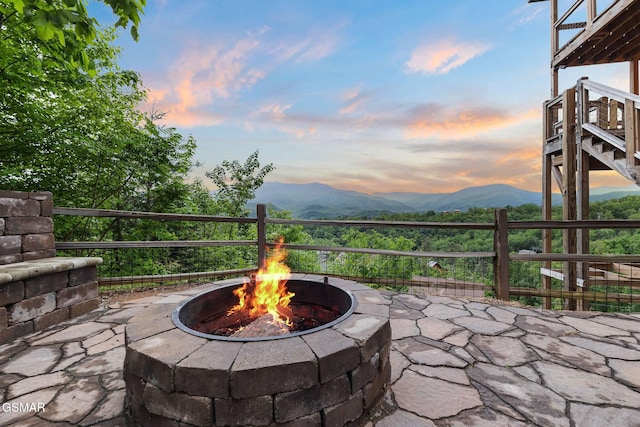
[247,182,640,219]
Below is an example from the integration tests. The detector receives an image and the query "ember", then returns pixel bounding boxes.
[231,313,289,338]
[199,300,342,338]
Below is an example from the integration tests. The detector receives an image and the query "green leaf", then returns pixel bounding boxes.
[130,24,138,41]
[85,62,97,77]
[35,20,57,41]
[114,16,127,28]
[55,28,65,46]
[10,0,25,14]
[32,9,48,27]
[80,50,89,67]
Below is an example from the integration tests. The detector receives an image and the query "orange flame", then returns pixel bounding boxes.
[228,238,294,326]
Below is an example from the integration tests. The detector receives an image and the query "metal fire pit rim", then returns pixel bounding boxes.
[171,277,357,342]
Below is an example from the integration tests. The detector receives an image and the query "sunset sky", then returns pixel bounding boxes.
[95,0,631,193]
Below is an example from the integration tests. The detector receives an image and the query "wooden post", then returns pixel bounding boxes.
[551,0,559,97]
[562,87,577,310]
[586,0,596,26]
[542,100,554,310]
[625,99,638,169]
[631,60,639,95]
[597,97,608,129]
[257,204,267,269]
[493,209,509,301]
[609,99,619,129]
[576,80,590,311]
[579,148,591,310]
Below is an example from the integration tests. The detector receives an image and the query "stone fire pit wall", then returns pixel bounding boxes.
[124,275,392,427]
[0,190,102,344]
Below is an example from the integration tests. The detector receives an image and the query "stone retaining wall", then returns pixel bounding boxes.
[0,190,102,344]
[0,190,55,264]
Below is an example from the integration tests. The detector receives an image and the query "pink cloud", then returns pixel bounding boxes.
[248,103,317,138]
[296,35,339,62]
[271,25,342,63]
[339,85,368,114]
[496,146,540,166]
[171,39,263,105]
[241,96,539,144]
[405,106,538,139]
[143,25,341,127]
[509,3,544,28]
[144,36,265,127]
[255,103,291,121]
[405,39,491,75]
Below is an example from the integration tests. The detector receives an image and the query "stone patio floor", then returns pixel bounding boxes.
[1,283,640,426]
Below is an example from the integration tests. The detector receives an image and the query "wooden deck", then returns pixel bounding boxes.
[552,0,640,69]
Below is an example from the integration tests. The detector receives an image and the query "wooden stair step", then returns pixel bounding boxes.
[592,142,604,153]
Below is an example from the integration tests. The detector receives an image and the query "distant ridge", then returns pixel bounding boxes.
[247,182,414,218]
[247,182,640,219]
[376,184,549,212]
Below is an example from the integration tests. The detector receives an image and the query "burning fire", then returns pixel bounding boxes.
[228,239,294,328]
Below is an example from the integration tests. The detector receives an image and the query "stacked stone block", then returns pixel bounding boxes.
[0,190,55,264]
[0,190,102,344]
[124,276,392,427]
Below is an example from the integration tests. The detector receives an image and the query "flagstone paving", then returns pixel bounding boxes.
[1,285,640,426]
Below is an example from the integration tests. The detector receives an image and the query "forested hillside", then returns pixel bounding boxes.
[288,195,640,255]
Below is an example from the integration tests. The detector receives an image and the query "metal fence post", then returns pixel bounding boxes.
[257,204,266,269]
[494,208,510,301]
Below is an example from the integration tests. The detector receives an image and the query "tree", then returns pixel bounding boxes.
[0,1,283,280]
[0,0,177,216]
[1,22,197,255]
[0,0,145,73]
[1,27,195,207]
[328,229,416,279]
[206,150,274,217]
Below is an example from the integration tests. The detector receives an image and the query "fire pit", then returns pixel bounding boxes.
[173,277,356,341]
[123,274,391,426]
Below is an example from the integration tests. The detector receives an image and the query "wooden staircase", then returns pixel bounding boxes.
[535,0,640,310]
[541,78,640,310]
[544,78,640,190]
[583,137,640,184]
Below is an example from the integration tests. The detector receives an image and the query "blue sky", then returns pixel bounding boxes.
[96,0,630,193]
